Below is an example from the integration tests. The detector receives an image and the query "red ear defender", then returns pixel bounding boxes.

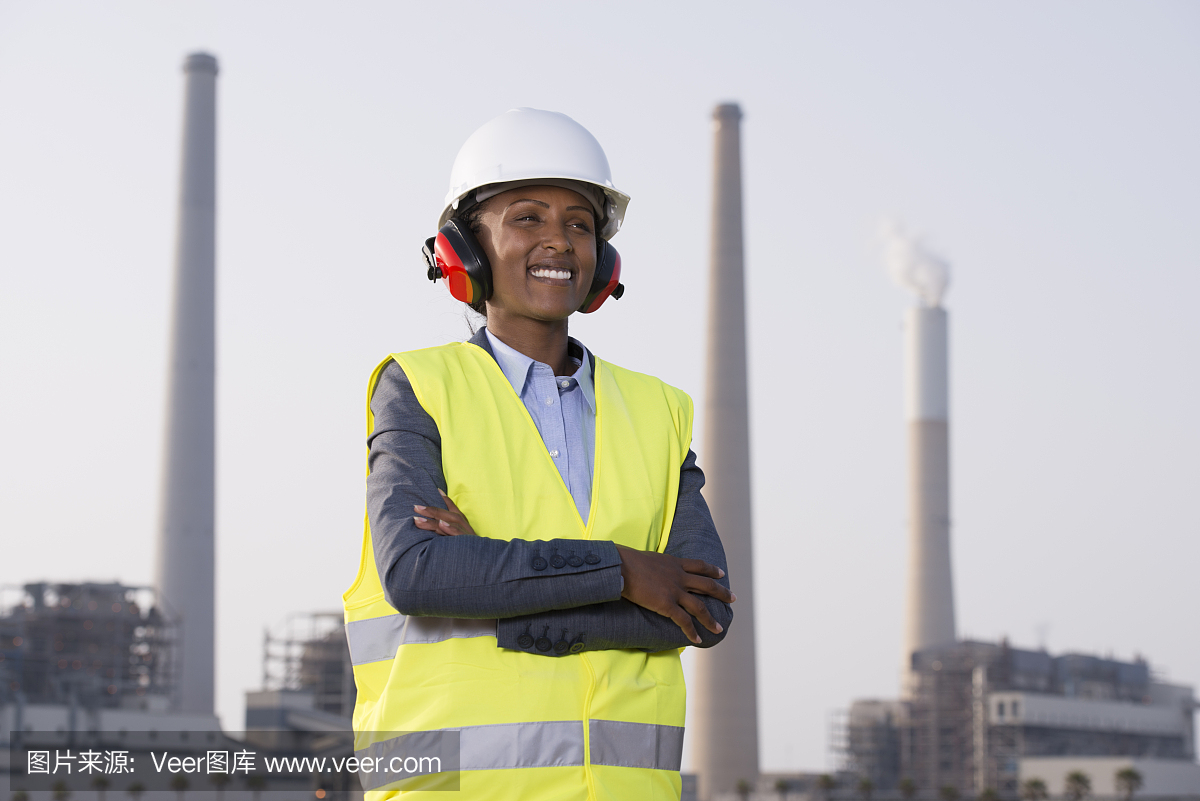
[422,219,624,313]
[422,219,493,304]
[578,240,625,314]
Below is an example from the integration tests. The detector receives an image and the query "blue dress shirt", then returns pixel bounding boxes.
[484,328,596,522]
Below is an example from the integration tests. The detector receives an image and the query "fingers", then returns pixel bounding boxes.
[667,606,702,645]
[679,558,725,580]
[414,499,475,537]
[684,575,736,604]
[680,592,723,636]
[438,488,461,514]
[413,513,463,536]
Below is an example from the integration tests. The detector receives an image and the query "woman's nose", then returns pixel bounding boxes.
[541,221,573,252]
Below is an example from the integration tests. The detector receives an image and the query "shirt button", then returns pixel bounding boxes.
[545,397,554,405]
[550,555,566,569]
[517,634,534,649]
[567,556,583,567]
[560,380,570,388]
[584,554,601,565]
[531,557,547,571]
[550,449,559,458]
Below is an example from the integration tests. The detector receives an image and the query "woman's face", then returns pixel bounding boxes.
[473,185,598,322]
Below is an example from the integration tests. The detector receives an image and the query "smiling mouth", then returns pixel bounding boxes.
[529,267,573,282]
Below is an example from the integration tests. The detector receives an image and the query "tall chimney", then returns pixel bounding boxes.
[155,52,218,715]
[691,102,760,800]
[901,305,956,678]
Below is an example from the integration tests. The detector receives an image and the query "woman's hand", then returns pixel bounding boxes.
[614,545,736,644]
[414,489,477,537]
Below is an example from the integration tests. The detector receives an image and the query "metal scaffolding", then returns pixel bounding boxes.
[0,582,176,708]
[261,612,355,719]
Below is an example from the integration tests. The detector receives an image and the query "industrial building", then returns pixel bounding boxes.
[838,641,1196,797]
[244,611,355,740]
[0,582,177,719]
[1,52,227,798]
[833,236,1200,800]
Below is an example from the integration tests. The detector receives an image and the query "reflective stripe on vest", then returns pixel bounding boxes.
[588,719,685,771]
[344,342,694,799]
[346,615,495,666]
[355,720,684,789]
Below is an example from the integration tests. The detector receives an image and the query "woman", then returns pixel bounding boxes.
[343,108,734,800]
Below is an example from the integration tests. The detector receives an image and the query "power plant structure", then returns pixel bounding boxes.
[901,302,955,679]
[155,51,219,717]
[0,54,223,748]
[6,50,1195,800]
[0,55,342,800]
[258,612,356,723]
[832,230,1200,800]
[0,583,181,726]
[690,102,761,801]
[838,642,1198,798]
[243,612,357,760]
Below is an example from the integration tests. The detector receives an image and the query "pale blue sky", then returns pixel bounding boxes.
[1,0,1197,772]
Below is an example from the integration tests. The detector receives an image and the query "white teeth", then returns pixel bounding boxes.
[531,268,571,280]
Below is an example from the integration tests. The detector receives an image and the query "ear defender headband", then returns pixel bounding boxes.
[423,219,625,314]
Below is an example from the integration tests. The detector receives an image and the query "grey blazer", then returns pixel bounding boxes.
[365,327,732,656]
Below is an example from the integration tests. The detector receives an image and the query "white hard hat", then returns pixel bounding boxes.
[440,108,630,241]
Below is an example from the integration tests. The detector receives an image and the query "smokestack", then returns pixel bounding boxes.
[903,307,955,663]
[155,52,218,715]
[882,223,956,681]
[691,102,760,799]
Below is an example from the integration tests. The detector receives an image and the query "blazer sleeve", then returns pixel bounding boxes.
[495,449,733,656]
[367,360,625,619]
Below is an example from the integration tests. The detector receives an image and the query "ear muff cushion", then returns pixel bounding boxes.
[434,219,492,304]
[578,240,622,314]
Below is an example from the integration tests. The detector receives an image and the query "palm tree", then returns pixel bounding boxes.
[857,778,874,801]
[245,774,267,801]
[170,773,189,801]
[125,782,145,801]
[1115,768,1143,801]
[210,771,232,801]
[774,777,789,801]
[939,785,960,801]
[817,773,837,801]
[736,778,753,801]
[1065,771,1091,801]
[91,775,110,801]
[51,781,71,801]
[899,778,917,800]
[1020,778,1048,801]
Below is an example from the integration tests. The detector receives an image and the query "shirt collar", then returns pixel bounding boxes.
[484,327,596,414]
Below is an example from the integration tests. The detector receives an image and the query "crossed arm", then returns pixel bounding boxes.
[366,359,735,655]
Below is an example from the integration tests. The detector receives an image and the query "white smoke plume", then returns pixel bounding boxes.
[880,219,950,308]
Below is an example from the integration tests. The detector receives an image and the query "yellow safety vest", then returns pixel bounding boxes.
[343,341,694,800]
